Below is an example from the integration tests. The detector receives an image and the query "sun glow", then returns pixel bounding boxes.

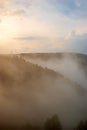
[0,17,19,42]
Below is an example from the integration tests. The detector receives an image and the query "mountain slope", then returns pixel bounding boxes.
[0,54,86,129]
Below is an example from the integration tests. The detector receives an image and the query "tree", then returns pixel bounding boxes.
[44,115,62,130]
[74,121,87,130]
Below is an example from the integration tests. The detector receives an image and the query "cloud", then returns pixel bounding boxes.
[0,0,87,54]
[65,31,87,54]
[65,30,76,40]
[1,32,87,54]
[0,0,87,19]
[14,36,48,41]
[47,0,87,18]
[0,0,32,16]
[12,31,87,54]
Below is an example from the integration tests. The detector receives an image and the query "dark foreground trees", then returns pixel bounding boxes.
[21,119,87,130]
[0,115,87,130]
[21,115,62,130]
[44,115,62,130]
[74,121,87,130]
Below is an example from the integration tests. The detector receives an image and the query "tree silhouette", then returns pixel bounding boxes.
[74,121,87,130]
[44,115,62,130]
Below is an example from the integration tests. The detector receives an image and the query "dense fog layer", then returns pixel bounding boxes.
[22,54,87,128]
[24,54,87,90]
[0,54,87,129]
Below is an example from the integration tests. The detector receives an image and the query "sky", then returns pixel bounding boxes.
[0,0,87,54]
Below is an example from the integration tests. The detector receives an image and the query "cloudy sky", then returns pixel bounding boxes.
[0,0,87,54]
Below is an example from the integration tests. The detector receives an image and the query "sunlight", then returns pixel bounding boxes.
[0,17,18,43]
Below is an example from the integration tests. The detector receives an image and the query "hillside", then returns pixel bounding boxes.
[0,54,86,129]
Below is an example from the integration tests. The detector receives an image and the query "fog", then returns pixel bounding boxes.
[22,54,87,128]
[24,54,87,91]
[0,54,87,129]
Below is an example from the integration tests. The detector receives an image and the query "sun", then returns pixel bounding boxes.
[0,17,18,42]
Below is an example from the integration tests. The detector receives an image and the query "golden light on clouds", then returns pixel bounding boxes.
[0,17,19,43]
[0,0,86,53]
